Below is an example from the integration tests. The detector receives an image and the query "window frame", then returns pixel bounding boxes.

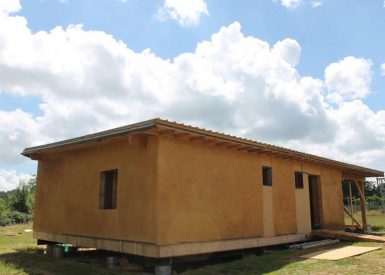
[99,169,118,210]
[262,166,272,187]
[295,171,304,189]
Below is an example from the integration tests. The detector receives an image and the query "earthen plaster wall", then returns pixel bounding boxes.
[33,136,159,243]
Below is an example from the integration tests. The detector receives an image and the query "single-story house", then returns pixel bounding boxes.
[22,118,383,263]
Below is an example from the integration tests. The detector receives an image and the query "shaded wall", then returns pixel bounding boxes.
[34,136,158,243]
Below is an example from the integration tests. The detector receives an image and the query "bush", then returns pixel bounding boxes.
[0,176,36,226]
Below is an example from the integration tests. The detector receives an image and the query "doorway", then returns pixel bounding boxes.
[308,175,323,229]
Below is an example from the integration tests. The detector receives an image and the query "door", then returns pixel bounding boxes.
[308,175,323,229]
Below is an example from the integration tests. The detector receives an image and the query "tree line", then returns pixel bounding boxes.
[0,176,36,226]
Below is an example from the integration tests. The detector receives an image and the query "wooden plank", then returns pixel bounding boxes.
[313,229,385,243]
[158,234,307,258]
[35,231,308,258]
[355,181,367,230]
[301,246,380,260]
[349,181,354,226]
[35,231,159,258]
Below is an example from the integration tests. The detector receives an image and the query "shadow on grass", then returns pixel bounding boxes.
[177,243,356,275]
[1,243,354,275]
[174,246,311,275]
[0,248,132,275]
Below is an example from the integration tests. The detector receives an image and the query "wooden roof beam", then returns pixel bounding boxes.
[238,146,254,151]
[189,135,205,142]
[215,141,230,147]
[227,143,243,149]
[157,129,175,136]
[148,128,175,136]
[203,138,217,145]
[174,132,190,138]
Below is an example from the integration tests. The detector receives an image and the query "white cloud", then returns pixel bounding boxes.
[0,169,32,191]
[0,5,384,190]
[157,0,208,26]
[0,0,21,14]
[325,56,372,104]
[277,0,323,9]
[311,1,323,7]
[272,38,301,66]
[280,0,302,9]
[381,63,385,75]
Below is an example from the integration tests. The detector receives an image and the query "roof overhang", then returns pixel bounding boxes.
[22,118,384,178]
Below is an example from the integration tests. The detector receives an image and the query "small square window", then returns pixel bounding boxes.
[99,169,118,209]
[295,171,304,189]
[262,166,272,186]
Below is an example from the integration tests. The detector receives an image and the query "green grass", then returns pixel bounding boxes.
[344,210,385,231]
[1,223,385,274]
[0,223,134,274]
[182,242,385,275]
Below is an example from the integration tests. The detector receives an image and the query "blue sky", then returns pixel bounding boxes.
[0,0,385,190]
[19,0,385,111]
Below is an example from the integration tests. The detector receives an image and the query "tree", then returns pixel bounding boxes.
[0,176,36,226]
[10,178,35,215]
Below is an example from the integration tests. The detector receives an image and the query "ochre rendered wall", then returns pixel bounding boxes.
[261,156,275,237]
[320,166,344,229]
[294,174,312,234]
[34,136,159,243]
[155,136,345,244]
[156,136,264,245]
[34,134,346,247]
[272,158,297,235]
[262,186,275,237]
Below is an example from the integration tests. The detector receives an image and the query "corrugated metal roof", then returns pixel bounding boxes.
[21,118,384,177]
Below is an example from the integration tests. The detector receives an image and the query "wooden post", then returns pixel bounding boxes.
[343,207,361,228]
[354,181,367,231]
[349,181,354,226]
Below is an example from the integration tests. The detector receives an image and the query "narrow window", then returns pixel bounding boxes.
[99,169,118,209]
[295,171,304,189]
[262,166,272,186]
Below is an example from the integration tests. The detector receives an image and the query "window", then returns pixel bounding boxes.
[262,166,272,186]
[295,171,304,189]
[99,169,118,209]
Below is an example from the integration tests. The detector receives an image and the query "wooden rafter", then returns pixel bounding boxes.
[215,141,229,147]
[174,132,189,138]
[227,144,242,149]
[189,136,205,142]
[203,139,217,144]
[238,146,254,151]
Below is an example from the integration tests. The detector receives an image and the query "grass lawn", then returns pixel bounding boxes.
[0,223,132,274]
[1,223,385,274]
[183,242,385,275]
[344,210,385,231]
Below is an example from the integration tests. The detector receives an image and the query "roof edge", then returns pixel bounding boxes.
[21,117,384,177]
[21,118,159,157]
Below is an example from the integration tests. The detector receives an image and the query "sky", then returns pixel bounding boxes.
[0,0,385,191]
